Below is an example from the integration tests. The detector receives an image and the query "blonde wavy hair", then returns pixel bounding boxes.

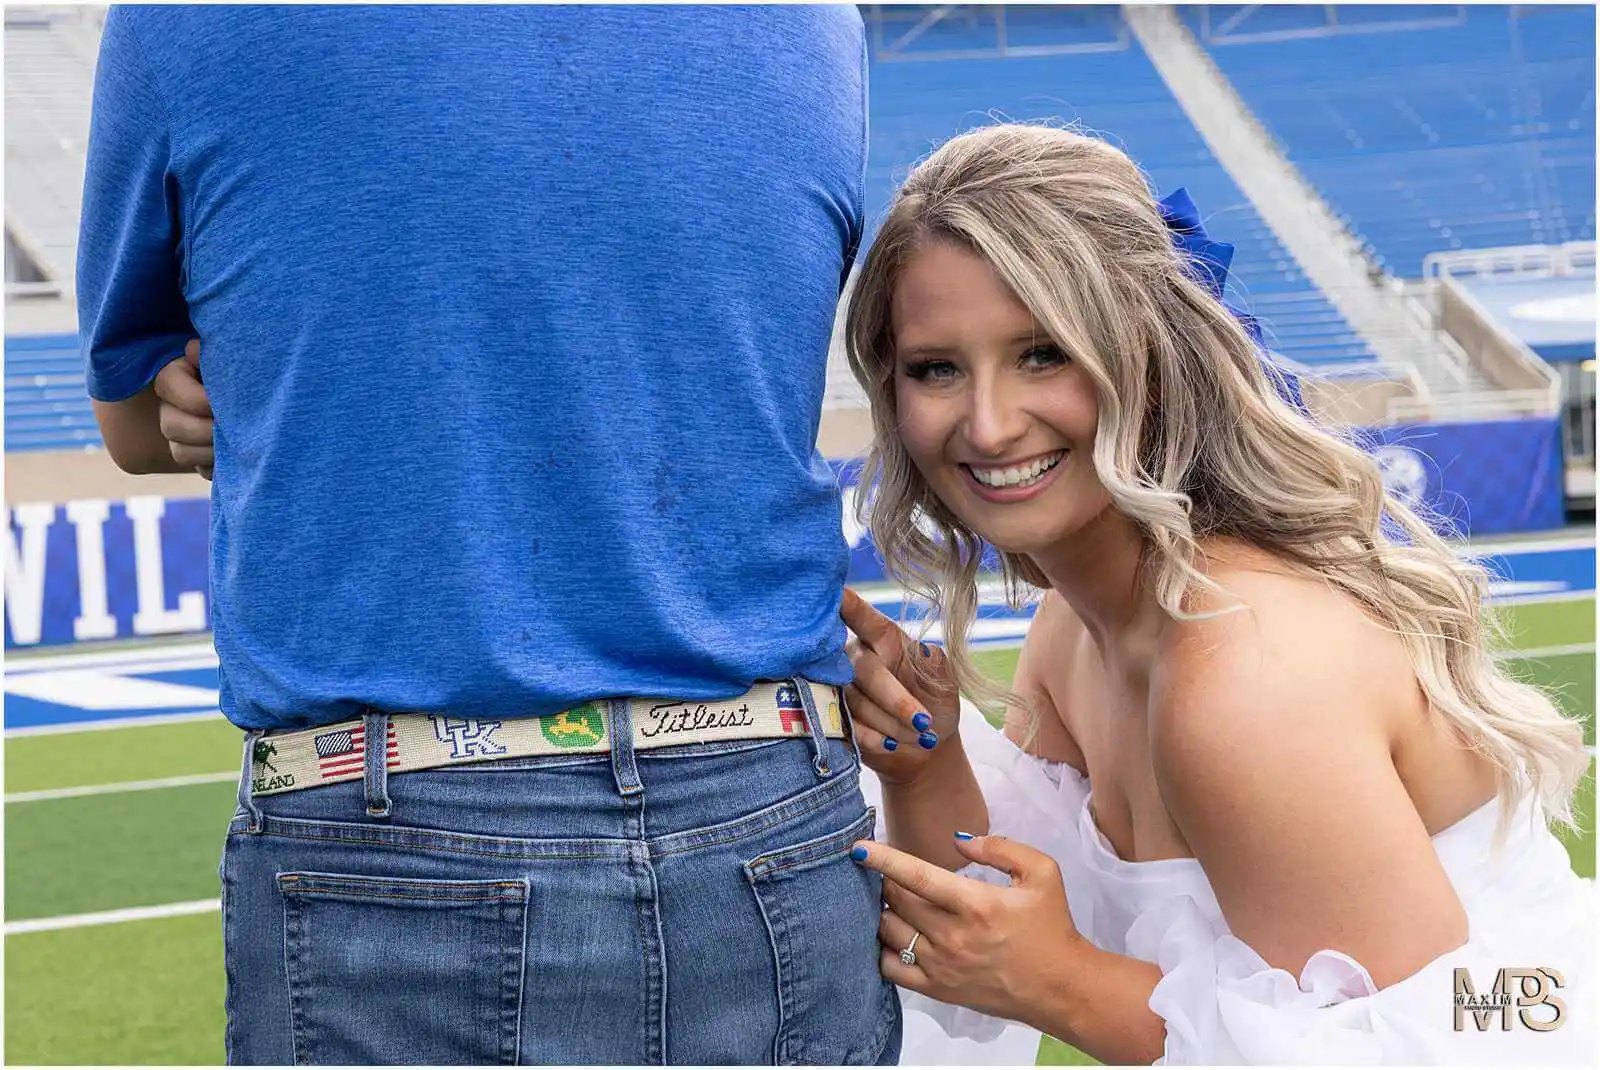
[844,123,1588,831]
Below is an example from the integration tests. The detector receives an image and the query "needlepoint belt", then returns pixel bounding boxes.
[248,681,846,797]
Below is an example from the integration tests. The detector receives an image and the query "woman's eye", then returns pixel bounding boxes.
[1021,345,1068,369]
[904,359,959,382]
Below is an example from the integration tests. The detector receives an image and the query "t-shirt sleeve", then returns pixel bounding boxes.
[838,7,867,292]
[77,8,194,403]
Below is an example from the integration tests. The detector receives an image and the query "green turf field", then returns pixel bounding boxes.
[5,594,1594,1066]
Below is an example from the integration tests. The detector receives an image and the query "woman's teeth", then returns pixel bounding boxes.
[969,451,1065,489]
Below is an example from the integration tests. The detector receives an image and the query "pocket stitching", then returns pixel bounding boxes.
[501,886,529,1066]
[283,891,312,1066]
[745,807,877,878]
[279,873,529,1065]
[743,807,894,1065]
[278,871,529,897]
[280,884,525,903]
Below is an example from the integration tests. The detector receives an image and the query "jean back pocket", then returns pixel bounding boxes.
[744,807,901,1065]
[279,872,528,1065]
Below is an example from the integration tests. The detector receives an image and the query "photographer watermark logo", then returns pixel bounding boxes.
[1453,967,1566,1032]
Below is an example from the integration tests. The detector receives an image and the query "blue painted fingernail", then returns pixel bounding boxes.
[911,712,932,731]
[882,737,898,752]
[954,831,975,841]
[918,731,938,750]
[850,845,869,862]
[919,642,932,657]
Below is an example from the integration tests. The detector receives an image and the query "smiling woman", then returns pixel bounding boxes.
[888,239,1106,557]
[837,122,1594,1066]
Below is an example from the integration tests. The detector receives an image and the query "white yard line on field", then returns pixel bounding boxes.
[1465,534,1596,556]
[1494,590,1599,608]
[1496,643,1596,661]
[4,899,221,936]
[4,640,217,675]
[5,770,238,804]
[4,708,224,738]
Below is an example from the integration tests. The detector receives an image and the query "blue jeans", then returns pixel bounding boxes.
[219,688,902,1065]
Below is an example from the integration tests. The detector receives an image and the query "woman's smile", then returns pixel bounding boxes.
[961,448,1069,503]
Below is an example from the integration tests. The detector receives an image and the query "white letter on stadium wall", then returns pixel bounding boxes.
[840,481,868,550]
[4,503,56,646]
[67,499,119,641]
[126,495,207,635]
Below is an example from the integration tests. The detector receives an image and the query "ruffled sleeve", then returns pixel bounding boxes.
[1128,812,1597,1065]
[857,699,1090,1048]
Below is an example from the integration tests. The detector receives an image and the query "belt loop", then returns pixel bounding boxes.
[238,729,265,832]
[791,678,832,778]
[607,698,643,797]
[838,685,865,769]
[363,710,392,819]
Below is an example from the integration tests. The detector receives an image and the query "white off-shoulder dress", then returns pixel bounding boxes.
[859,701,1595,1065]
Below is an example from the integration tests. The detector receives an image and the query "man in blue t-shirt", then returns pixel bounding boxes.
[81,7,905,1064]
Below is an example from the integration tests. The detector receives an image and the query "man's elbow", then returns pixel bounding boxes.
[91,395,182,475]
[104,443,174,475]
[100,433,176,475]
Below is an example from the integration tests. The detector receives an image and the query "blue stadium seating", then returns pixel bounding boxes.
[1191,4,1596,278]
[51,7,1573,453]
[865,6,1378,367]
[4,333,98,453]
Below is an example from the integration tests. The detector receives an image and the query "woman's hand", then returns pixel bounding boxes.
[851,832,1090,1026]
[153,339,214,479]
[841,587,960,786]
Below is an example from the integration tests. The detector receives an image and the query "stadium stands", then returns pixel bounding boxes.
[4,8,99,453]
[1190,4,1596,278]
[4,333,97,453]
[4,6,101,291]
[862,5,1379,369]
[7,5,1593,455]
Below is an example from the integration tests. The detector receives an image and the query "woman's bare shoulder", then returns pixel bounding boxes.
[1155,539,1421,741]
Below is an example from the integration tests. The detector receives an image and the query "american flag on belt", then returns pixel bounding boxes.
[775,685,809,735]
[314,723,401,777]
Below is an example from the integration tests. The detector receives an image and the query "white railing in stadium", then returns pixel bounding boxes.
[1401,243,1590,425]
[1424,241,1598,281]
[865,5,1133,62]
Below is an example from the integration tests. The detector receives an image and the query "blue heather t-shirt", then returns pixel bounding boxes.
[79,5,865,730]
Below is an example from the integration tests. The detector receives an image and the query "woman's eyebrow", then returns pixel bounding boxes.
[896,344,960,359]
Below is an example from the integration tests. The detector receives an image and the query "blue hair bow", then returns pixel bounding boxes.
[1157,188,1307,414]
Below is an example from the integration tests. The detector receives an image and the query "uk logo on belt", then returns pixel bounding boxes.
[429,715,507,760]
[775,684,809,735]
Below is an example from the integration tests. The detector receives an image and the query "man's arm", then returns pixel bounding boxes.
[92,388,188,474]
[77,8,196,473]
